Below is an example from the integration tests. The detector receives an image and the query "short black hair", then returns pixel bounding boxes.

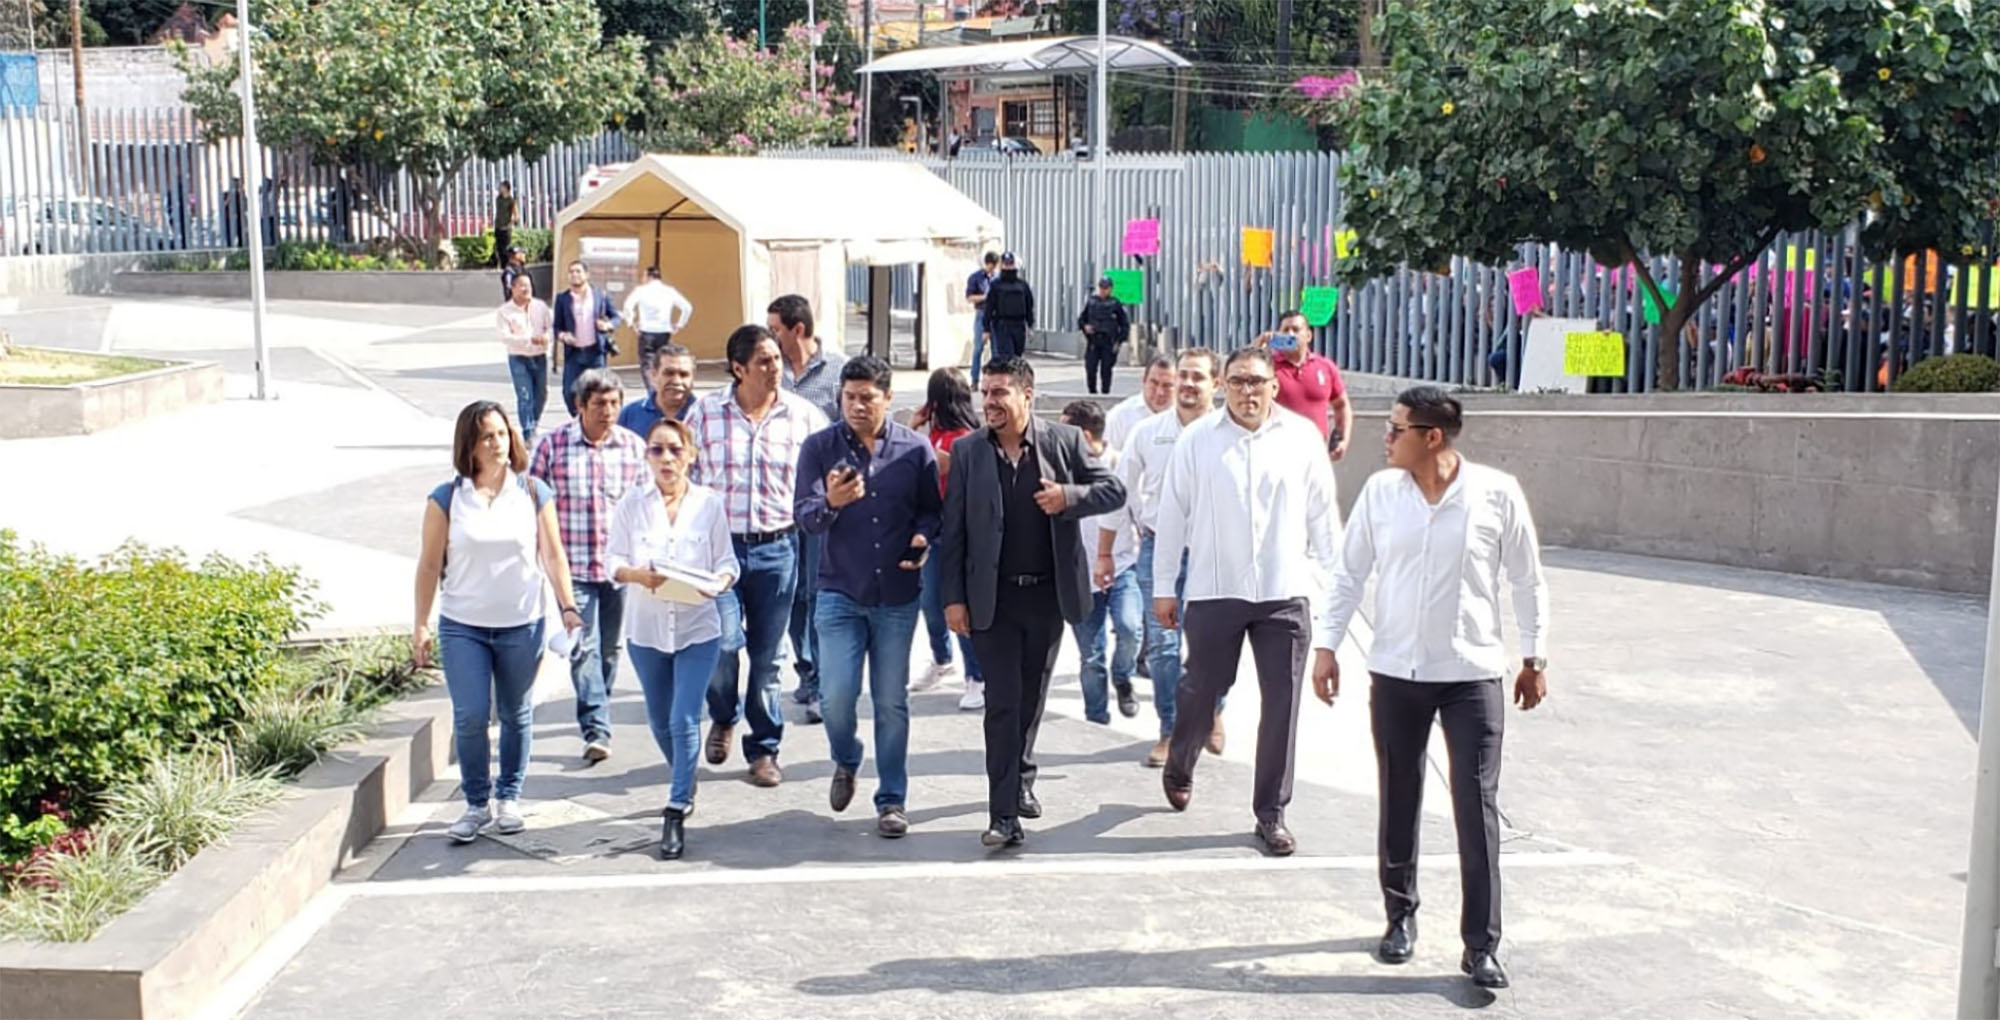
[1178,347,1221,378]
[1397,385,1464,439]
[726,324,777,367]
[1277,308,1305,327]
[1060,399,1106,439]
[983,251,1000,266]
[1223,345,1274,374]
[645,266,661,279]
[840,354,894,394]
[652,343,693,368]
[768,293,814,337]
[499,180,512,189]
[982,356,1035,390]
[1144,353,1175,374]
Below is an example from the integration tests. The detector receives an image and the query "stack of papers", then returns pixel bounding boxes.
[643,563,727,606]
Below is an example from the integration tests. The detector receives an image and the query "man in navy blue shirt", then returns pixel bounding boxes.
[794,355,943,838]
[966,252,998,386]
[615,343,696,437]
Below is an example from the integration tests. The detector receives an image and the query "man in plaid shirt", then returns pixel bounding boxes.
[530,368,648,762]
[684,324,828,787]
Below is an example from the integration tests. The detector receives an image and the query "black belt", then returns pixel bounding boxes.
[1001,573,1051,587]
[733,526,796,545]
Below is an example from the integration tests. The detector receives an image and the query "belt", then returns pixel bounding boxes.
[733,526,796,545]
[1001,573,1051,587]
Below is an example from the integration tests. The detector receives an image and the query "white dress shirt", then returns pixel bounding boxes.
[1315,460,1548,681]
[1114,406,1195,535]
[1153,406,1340,647]
[623,279,694,334]
[495,298,552,358]
[1082,445,1138,589]
[606,480,740,654]
[1104,393,1158,455]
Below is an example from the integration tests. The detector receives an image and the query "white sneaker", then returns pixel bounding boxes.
[958,680,985,711]
[583,741,611,763]
[911,660,956,692]
[447,804,490,844]
[492,799,525,835]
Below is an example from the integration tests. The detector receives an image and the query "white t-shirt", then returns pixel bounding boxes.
[437,472,549,629]
[607,480,741,653]
[1082,445,1138,590]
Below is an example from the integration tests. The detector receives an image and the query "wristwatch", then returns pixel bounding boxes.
[1523,657,1547,672]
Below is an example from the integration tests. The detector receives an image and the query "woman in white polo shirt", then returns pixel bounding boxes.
[608,417,738,861]
[414,400,585,844]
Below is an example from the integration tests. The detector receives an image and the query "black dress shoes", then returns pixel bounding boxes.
[1016,789,1042,819]
[980,817,1026,847]
[1253,821,1296,856]
[1377,915,1416,964]
[1114,681,1139,718]
[1461,948,1508,989]
[659,807,686,860]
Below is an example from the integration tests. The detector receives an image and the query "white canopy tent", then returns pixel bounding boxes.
[855,34,1193,80]
[551,154,1004,368]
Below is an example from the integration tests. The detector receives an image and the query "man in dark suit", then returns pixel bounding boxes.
[551,260,623,416]
[941,357,1125,848]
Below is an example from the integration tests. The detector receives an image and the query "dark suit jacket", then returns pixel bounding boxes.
[940,417,1126,629]
[551,288,621,360]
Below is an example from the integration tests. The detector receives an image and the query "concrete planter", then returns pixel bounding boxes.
[109,266,543,308]
[0,356,224,439]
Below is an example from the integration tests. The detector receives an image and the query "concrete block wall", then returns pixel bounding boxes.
[1334,394,2000,594]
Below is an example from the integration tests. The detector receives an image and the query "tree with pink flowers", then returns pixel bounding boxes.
[643,19,857,155]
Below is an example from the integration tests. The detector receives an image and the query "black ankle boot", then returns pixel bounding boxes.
[659,807,686,860]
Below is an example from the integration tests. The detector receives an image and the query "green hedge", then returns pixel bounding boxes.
[454,227,553,267]
[0,534,315,861]
[1891,353,2000,393]
[222,242,416,272]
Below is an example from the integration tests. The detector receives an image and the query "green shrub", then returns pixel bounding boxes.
[232,665,367,778]
[0,833,162,942]
[98,746,283,871]
[451,232,496,268]
[511,227,552,262]
[0,534,315,861]
[306,632,431,713]
[1891,353,2000,393]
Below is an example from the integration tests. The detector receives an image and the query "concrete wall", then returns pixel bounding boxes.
[0,359,224,439]
[111,268,511,308]
[1333,393,2000,594]
[0,251,191,298]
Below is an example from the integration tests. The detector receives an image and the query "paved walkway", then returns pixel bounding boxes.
[0,295,1982,1018]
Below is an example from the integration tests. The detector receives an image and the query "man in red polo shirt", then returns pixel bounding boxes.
[1261,309,1352,461]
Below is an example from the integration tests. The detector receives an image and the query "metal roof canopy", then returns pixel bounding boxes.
[855,35,1190,80]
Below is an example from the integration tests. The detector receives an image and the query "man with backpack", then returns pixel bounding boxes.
[984,252,1036,363]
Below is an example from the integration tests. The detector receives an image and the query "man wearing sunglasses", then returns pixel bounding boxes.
[1310,385,1549,991]
[1153,346,1340,858]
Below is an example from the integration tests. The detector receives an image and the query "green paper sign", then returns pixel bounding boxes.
[1105,269,1144,305]
[1641,286,1676,325]
[1564,331,1626,377]
[1300,286,1341,326]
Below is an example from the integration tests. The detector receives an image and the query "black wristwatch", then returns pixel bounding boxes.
[1523,656,1547,671]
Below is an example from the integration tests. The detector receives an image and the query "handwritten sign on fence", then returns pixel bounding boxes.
[1564,331,1627,377]
[1240,228,1275,268]
[1300,286,1340,326]
[1105,268,1145,306]
[1121,219,1160,257]
[1334,229,1358,260]
[1508,267,1543,316]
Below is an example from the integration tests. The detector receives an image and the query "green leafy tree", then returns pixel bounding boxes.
[1335,0,2000,389]
[644,19,857,154]
[178,0,643,262]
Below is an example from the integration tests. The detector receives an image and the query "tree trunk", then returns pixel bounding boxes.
[1654,300,1689,391]
[416,173,446,268]
[1358,0,1383,67]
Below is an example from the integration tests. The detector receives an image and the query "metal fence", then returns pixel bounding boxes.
[0,105,635,261]
[780,146,2000,393]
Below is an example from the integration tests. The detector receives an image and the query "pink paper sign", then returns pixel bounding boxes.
[1121,219,1161,257]
[1508,267,1543,316]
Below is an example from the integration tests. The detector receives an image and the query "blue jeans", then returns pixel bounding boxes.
[707,535,798,761]
[789,531,823,699]
[438,616,544,807]
[919,553,981,678]
[630,639,722,810]
[970,317,988,384]
[814,591,920,810]
[1137,534,1191,738]
[507,354,548,444]
[560,348,604,416]
[1070,566,1142,724]
[571,580,624,744]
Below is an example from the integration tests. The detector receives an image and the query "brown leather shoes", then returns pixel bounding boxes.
[1144,738,1169,768]
[830,766,856,812]
[748,756,783,787]
[877,806,909,838]
[1255,820,1296,857]
[705,724,733,765]
[1206,712,1226,755]
[1162,772,1192,811]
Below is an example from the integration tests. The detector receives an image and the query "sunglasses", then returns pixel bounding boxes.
[647,443,686,458]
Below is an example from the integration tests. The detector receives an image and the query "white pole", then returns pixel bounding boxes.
[807,0,817,103]
[1958,463,2000,1017]
[236,0,271,400]
[1093,0,1108,276]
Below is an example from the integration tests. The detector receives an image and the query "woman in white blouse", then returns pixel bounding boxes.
[608,417,739,860]
[414,400,584,844]
[496,273,553,444]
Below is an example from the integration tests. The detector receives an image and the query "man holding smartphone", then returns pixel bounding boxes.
[794,356,942,838]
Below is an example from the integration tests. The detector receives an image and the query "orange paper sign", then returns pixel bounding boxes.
[1241,228,1275,268]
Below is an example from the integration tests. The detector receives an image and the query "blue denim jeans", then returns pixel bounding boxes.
[1070,566,1142,724]
[630,638,722,810]
[507,354,548,445]
[571,580,624,744]
[814,591,920,810]
[789,530,823,699]
[706,534,798,761]
[438,616,544,807]
[1137,533,1191,738]
[919,552,981,678]
[560,348,604,416]
[970,317,988,385]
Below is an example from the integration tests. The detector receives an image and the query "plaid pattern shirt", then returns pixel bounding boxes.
[528,419,648,582]
[683,386,828,534]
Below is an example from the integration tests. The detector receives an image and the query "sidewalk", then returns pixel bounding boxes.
[0,294,1981,1018]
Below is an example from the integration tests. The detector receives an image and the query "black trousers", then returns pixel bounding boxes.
[989,320,1028,362]
[1165,597,1308,825]
[970,579,1065,825]
[1370,672,1505,953]
[638,331,675,393]
[1084,337,1118,393]
[493,227,512,266]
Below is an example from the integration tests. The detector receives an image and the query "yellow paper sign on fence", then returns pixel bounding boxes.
[1241,227,1275,268]
[1334,229,1358,259]
[1564,331,1626,377]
